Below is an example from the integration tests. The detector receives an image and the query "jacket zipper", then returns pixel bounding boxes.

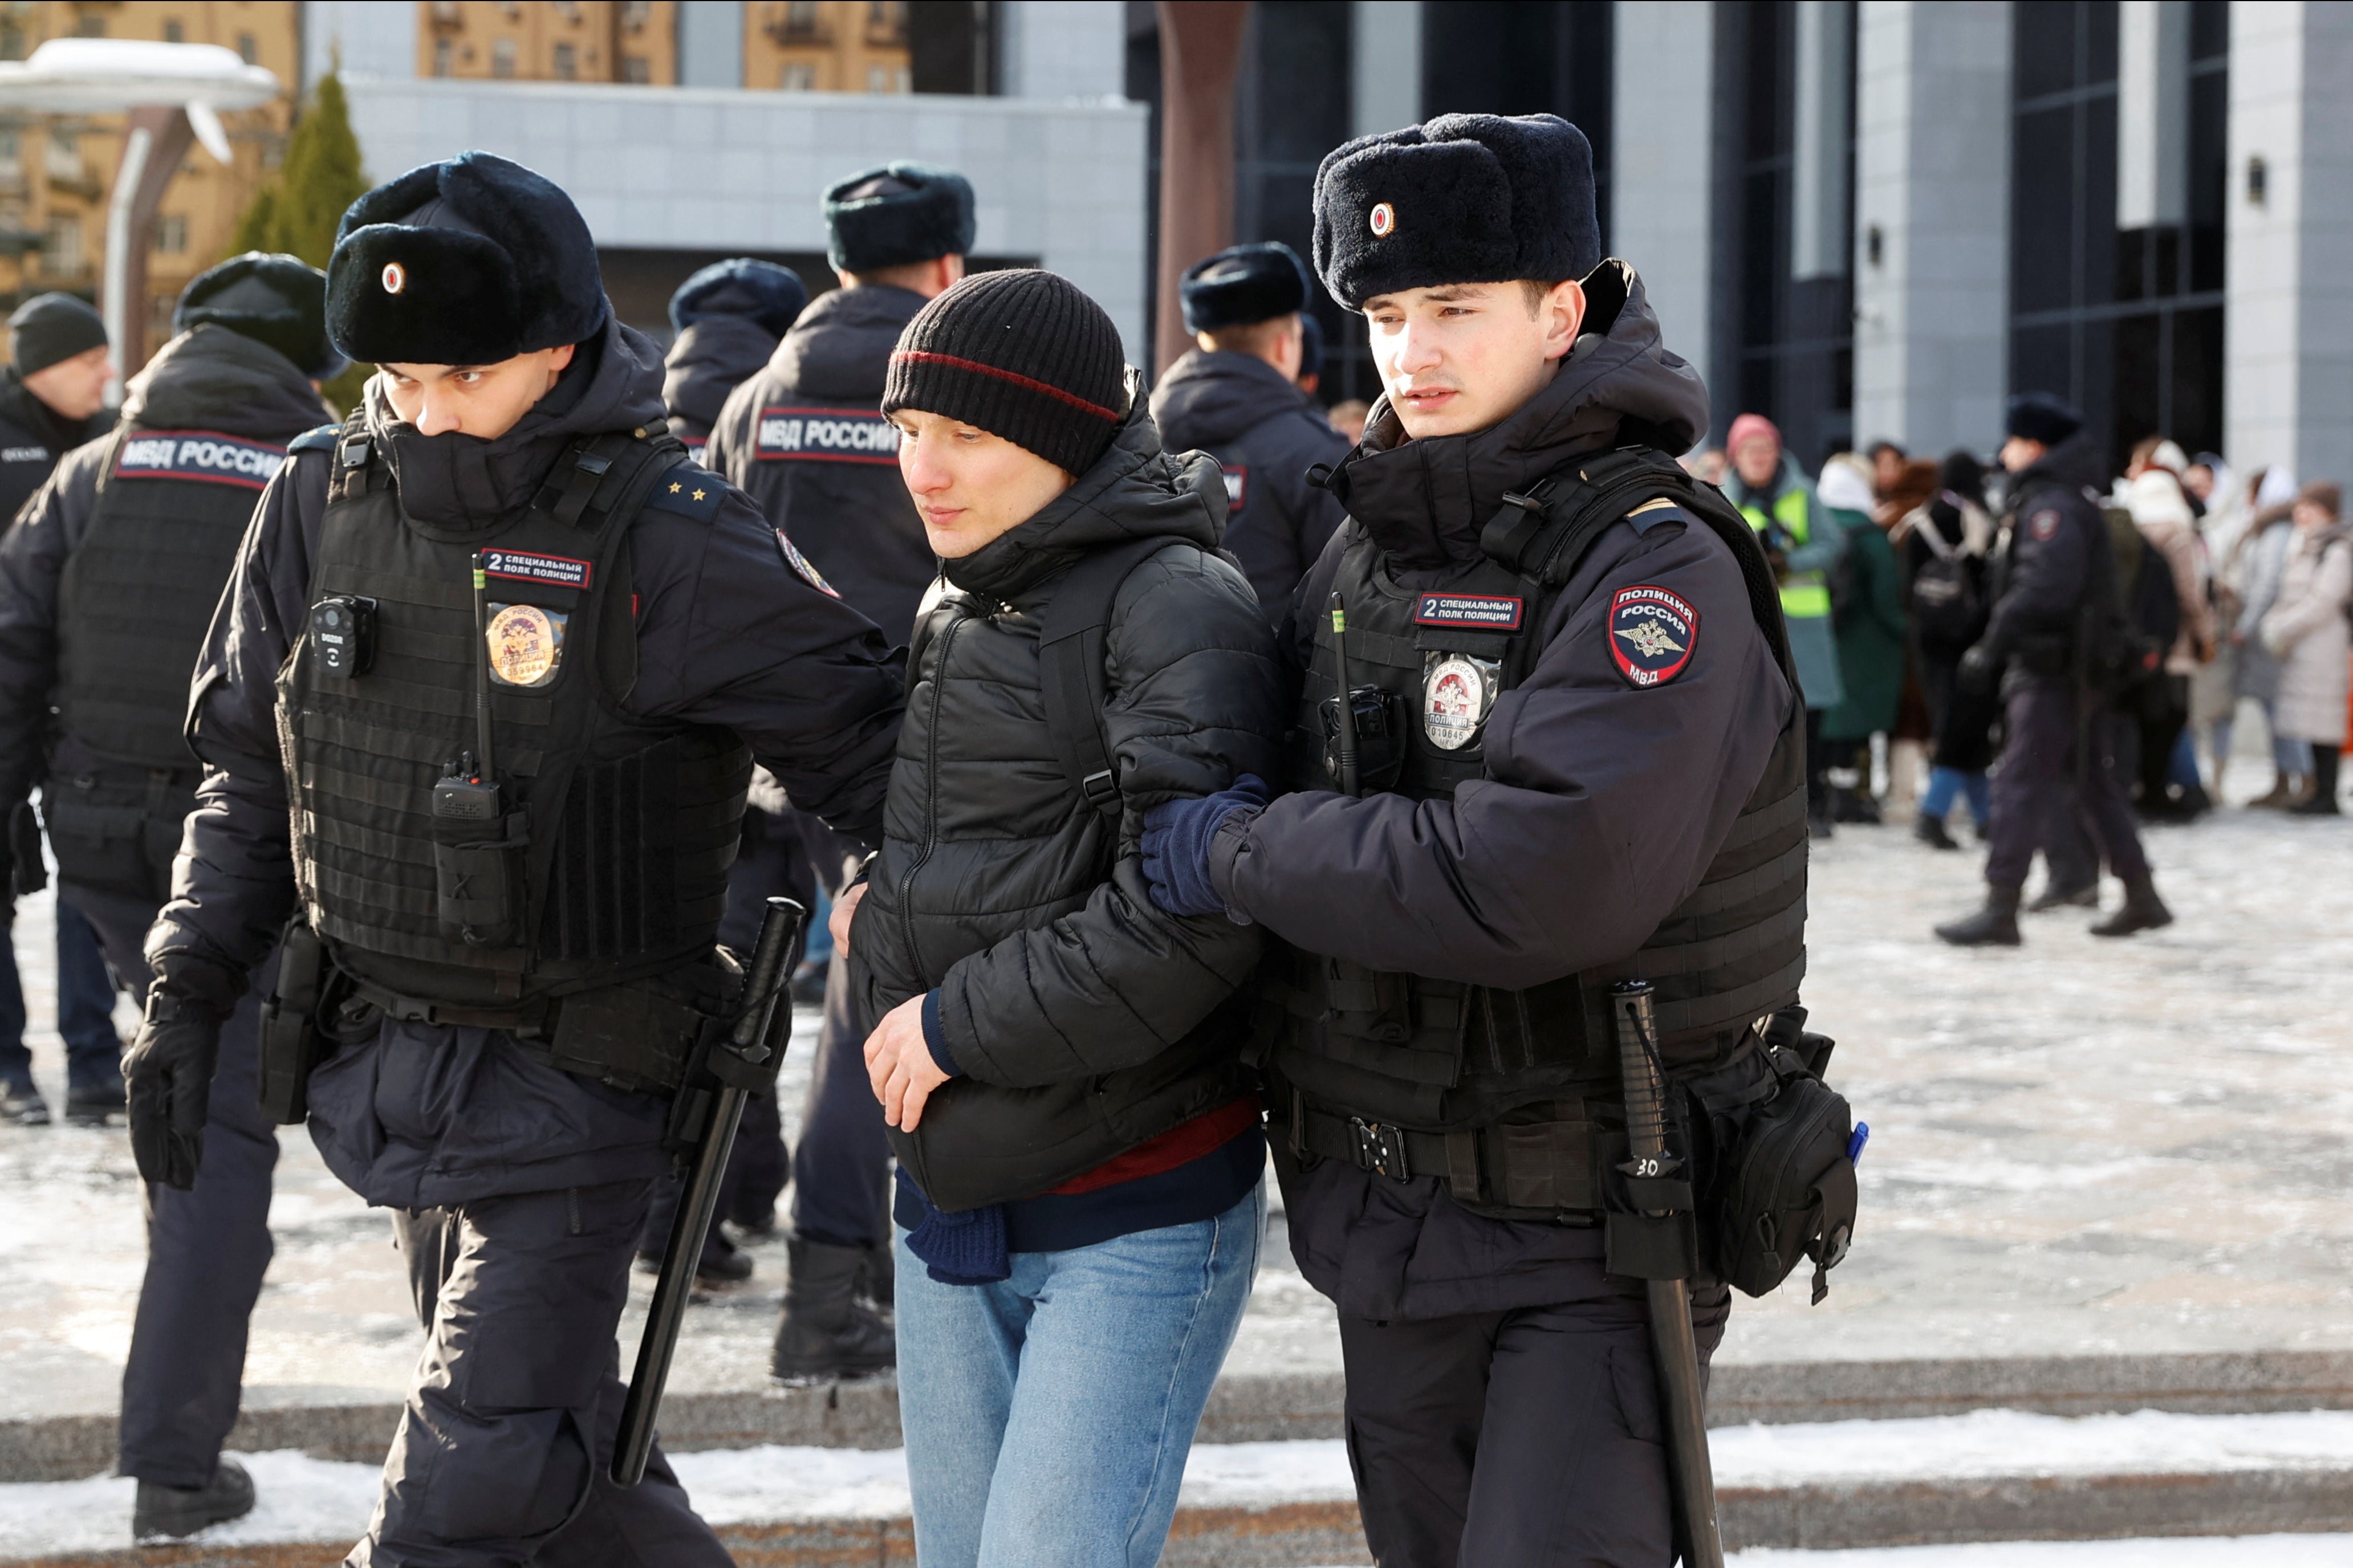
[899,610,966,972]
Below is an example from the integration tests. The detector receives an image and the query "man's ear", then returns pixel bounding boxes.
[1546,279,1587,361]
[550,342,578,373]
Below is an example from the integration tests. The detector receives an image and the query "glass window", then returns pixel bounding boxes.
[555,42,577,79]
[162,19,184,43]
[492,38,517,78]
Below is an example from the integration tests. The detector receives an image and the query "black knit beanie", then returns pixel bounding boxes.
[881,270,1127,477]
[9,293,107,376]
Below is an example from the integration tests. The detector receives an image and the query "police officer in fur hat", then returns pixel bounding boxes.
[1150,241,1351,617]
[0,252,340,1539]
[706,161,974,1385]
[1143,114,1822,1564]
[128,152,904,1564]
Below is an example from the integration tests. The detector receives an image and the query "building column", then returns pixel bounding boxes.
[1611,0,1717,420]
[1350,1,1421,139]
[1851,0,2010,456]
[2225,1,2353,484]
[674,1,745,89]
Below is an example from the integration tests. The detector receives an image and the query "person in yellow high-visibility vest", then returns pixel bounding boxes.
[1723,412,1847,836]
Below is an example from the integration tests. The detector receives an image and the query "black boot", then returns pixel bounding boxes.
[771,1237,897,1385]
[857,1237,895,1321]
[2090,874,2173,936]
[2025,877,2100,913]
[1936,883,2023,947]
[64,1069,125,1128]
[0,1078,50,1126]
[1913,815,1960,851]
[133,1456,255,1541]
[2289,748,2342,816]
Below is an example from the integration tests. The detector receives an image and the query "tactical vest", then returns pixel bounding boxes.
[1267,448,1810,1213]
[277,418,753,1015]
[1737,483,1831,621]
[46,428,286,899]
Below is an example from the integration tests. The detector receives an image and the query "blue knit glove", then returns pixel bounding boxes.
[1141,775,1270,918]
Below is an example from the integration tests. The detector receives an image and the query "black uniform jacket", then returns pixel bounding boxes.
[706,284,934,642]
[145,317,905,1208]
[1210,269,1796,1320]
[0,325,327,811]
[1149,348,1350,616]
[0,366,111,523]
[1981,432,2111,670]
[663,312,780,453]
[850,399,1283,1207]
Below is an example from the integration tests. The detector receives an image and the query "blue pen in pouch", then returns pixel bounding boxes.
[1847,1122,1871,1166]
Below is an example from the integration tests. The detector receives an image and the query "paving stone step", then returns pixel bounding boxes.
[9,1464,2352,1567]
[5,1349,2350,1485]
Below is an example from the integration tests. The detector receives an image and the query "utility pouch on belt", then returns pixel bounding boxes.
[258,917,333,1125]
[546,951,743,1106]
[1710,1006,1859,1304]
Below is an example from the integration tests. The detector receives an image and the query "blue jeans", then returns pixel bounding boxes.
[1919,764,1991,826]
[895,1182,1265,1568]
[0,897,124,1090]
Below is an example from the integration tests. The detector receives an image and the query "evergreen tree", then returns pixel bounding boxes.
[229,72,372,410]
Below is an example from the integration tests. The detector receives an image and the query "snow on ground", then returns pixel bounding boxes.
[0,739,2346,1419]
[7,1408,2353,1554]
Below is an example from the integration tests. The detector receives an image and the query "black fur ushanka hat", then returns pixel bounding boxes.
[1311,113,1602,309]
[327,151,608,366]
[824,162,977,276]
[1180,242,1309,333]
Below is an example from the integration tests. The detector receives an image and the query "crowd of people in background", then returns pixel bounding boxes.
[1685,416,2353,843]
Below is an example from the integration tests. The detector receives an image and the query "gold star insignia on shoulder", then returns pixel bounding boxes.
[692,488,706,500]
[668,482,682,493]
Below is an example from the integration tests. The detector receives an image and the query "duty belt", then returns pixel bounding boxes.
[348,972,722,1096]
[1287,1101,1601,1216]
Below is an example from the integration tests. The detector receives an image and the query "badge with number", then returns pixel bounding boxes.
[487,602,567,688]
[1423,652,1497,750]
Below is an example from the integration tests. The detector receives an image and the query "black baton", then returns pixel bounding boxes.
[612,895,806,1486]
[1611,979,1725,1568]
[1329,591,1360,797]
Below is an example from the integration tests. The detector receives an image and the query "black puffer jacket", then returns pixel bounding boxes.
[0,368,111,524]
[1149,349,1349,617]
[850,394,1285,1211]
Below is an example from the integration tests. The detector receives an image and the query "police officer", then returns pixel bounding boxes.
[1142,114,1809,1567]
[0,291,124,1129]
[0,254,342,1540]
[708,163,974,1382]
[1149,241,1350,617]
[1936,393,2172,946]
[634,256,816,1288]
[662,257,807,460]
[128,153,903,1565]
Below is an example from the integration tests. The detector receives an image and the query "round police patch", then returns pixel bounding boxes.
[486,603,561,687]
[2029,508,2061,541]
[1423,655,1487,748]
[381,261,407,296]
[1608,585,1698,689]
[1369,201,1395,238]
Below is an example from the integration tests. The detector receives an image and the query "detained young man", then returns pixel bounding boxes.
[830,267,1285,1567]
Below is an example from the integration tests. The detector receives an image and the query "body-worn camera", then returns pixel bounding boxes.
[310,594,377,678]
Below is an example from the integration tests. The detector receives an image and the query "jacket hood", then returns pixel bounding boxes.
[943,374,1226,604]
[664,313,779,435]
[1324,262,1710,570]
[1148,348,1312,450]
[122,323,331,442]
[365,312,669,531]
[765,283,927,404]
[2013,431,2108,509]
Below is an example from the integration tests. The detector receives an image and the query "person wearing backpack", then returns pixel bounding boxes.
[1937,394,2171,946]
[835,268,1283,1567]
[2259,481,2351,816]
[1899,451,1997,848]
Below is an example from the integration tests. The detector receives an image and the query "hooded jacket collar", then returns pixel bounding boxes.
[766,284,928,404]
[122,324,330,441]
[942,378,1226,606]
[2011,431,2109,514]
[664,314,779,433]
[365,315,669,532]
[1324,263,1710,572]
[1148,348,1312,448]
[0,366,109,452]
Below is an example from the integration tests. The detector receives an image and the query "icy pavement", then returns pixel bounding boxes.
[1,778,2348,1422]
[1725,1540,2353,1566]
[5,1408,2351,1556]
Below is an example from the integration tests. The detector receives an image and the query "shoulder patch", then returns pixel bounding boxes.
[1624,498,1694,535]
[287,424,343,454]
[644,463,729,522]
[774,530,840,597]
[1608,584,1700,688]
[2028,508,2062,542]
[1415,592,1525,631]
[753,405,900,465]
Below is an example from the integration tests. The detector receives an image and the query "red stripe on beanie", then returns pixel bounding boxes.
[889,349,1121,423]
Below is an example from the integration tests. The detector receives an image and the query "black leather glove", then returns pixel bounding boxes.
[125,991,221,1190]
[1957,643,2000,693]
